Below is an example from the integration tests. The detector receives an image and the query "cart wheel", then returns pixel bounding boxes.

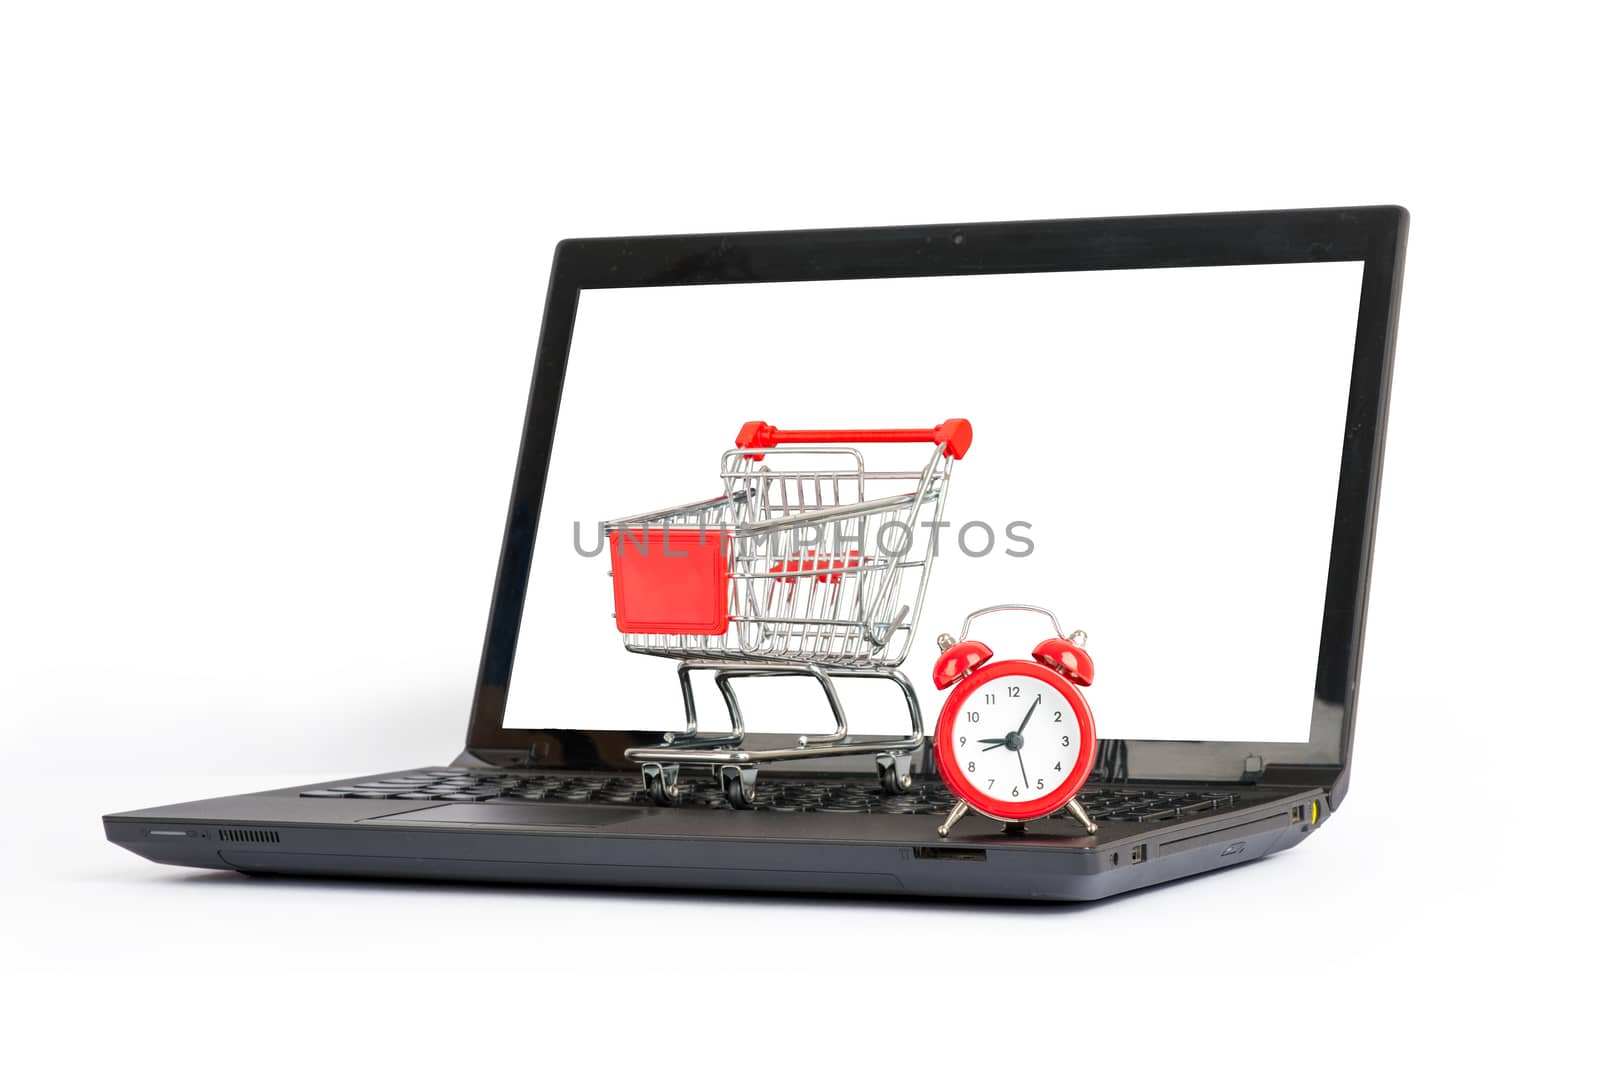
[719,765,758,809]
[876,751,914,795]
[642,763,681,806]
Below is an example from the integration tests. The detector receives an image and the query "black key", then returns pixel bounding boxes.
[436,793,490,802]
[394,792,438,800]
[300,790,346,798]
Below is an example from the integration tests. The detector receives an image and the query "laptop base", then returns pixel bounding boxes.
[105,767,1324,902]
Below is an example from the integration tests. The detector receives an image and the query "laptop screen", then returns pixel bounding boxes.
[503,261,1364,743]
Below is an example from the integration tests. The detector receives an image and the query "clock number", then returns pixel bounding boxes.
[959,736,966,747]
[1037,778,1045,790]
[984,693,996,705]
[1007,685,1020,698]
[967,709,981,723]
[1060,735,1071,746]
[1054,762,1062,772]
[1053,710,1062,722]
[967,761,976,772]
[1011,786,1020,797]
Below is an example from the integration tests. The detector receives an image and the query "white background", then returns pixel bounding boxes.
[1,2,1595,1064]
[518,264,1360,741]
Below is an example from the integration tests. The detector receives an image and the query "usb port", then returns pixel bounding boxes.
[1129,844,1146,865]
[1291,804,1306,823]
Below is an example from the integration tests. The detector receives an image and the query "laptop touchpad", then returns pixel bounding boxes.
[368,804,643,829]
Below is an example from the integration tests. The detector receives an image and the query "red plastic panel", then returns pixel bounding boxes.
[769,549,861,584]
[609,529,730,635]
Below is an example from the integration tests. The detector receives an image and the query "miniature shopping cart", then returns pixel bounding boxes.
[605,418,973,807]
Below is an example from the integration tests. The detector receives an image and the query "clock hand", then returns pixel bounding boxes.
[1017,695,1042,733]
[979,737,1009,751]
[1017,749,1028,788]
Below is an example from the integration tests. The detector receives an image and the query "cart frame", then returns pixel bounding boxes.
[604,420,971,807]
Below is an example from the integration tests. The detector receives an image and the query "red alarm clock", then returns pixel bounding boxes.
[930,604,1099,838]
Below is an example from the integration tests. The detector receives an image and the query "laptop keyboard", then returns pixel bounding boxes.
[301,768,1247,825]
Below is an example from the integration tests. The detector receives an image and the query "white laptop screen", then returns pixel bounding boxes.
[503,261,1363,743]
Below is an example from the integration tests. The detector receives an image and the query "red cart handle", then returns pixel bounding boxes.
[734,419,972,459]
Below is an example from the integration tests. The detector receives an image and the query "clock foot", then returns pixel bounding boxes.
[1065,796,1098,835]
[937,801,970,838]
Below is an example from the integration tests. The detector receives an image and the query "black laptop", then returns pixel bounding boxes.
[104,206,1408,901]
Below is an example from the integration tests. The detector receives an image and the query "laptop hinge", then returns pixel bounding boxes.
[1255,763,1340,790]
[454,747,530,769]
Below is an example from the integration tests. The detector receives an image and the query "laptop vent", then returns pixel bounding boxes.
[217,828,280,844]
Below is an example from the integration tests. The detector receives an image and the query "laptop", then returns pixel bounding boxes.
[103,206,1408,901]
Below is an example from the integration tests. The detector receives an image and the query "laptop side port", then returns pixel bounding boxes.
[1129,844,1146,865]
[912,846,987,862]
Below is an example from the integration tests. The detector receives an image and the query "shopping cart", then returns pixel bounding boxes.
[605,419,974,807]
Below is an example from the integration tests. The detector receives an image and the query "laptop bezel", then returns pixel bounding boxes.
[460,206,1407,800]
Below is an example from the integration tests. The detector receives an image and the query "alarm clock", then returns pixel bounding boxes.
[930,604,1099,838]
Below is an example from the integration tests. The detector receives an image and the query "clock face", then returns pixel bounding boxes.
[933,661,1096,821]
